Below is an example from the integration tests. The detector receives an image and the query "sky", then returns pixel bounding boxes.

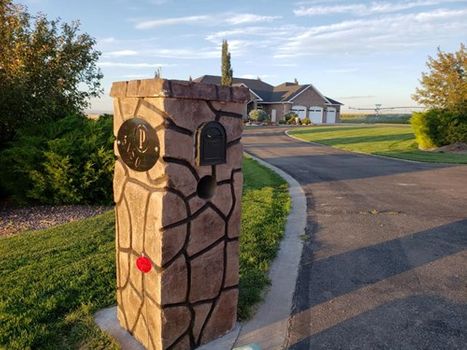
[21,0,467,113]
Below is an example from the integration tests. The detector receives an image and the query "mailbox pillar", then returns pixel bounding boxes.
[110,78,249,350]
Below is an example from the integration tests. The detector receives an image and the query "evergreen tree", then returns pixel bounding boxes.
[221,40,233,86]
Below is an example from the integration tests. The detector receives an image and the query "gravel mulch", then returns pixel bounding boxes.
[436,142,467,154]
[0,205,113,237]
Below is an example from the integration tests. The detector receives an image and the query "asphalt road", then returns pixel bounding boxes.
[242,127,467,350]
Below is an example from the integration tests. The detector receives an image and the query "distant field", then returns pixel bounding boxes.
[340,113,411,124]
[289,125,467,164]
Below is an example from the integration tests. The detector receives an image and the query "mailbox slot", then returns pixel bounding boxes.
[196,121,227,166]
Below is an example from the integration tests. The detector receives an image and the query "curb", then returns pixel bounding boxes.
[233,152,307,350]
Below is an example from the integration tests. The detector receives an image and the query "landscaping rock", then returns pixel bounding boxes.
[0,205,112,236]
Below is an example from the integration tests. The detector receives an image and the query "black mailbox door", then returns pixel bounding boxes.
[197,121,227,166]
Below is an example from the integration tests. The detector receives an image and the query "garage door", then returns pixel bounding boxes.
[327,108,336,123]
[308,106,323,124]
[291,106,307,119]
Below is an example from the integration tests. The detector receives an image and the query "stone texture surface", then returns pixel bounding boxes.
[162,306,191,348]
[187,207,225,256]
[111,78,250,103]
[193,303,212,343]
[113,78,244,349]
[225,241,240,287]
[189,242,224,303]
[200,289,239,345]
[160,254,188,305]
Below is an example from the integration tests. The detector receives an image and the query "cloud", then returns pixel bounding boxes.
[146,48,220,59]
[205,25,304,51]
[105,50,139,57]
[325,68,359,73]
[135,15,208,29]
[226,14,281,25]
[294,0,452,16]
[99,37,117,44]
[337,95,377,99]
[135,13,280,29]
[98,62,175,68]
[276,8,467,57]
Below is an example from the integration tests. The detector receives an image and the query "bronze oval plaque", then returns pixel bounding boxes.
[117,118,159,171]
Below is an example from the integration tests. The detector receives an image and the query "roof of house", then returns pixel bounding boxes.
[270,82,310,102]
[194,75,274,101]
[325,96,343,105]
[194,75,343,105]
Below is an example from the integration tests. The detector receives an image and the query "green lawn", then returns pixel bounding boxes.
[289,125,467,164]
[0,157,289,349]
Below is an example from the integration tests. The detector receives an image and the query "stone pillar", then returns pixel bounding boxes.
[111,79,249,350]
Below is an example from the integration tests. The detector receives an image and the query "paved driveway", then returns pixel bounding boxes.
[243,127,467,350]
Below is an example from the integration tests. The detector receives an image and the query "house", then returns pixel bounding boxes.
[194,75,343,123]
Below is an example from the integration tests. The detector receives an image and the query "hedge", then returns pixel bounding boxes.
[0,114,114,205]
[411,109,467,149]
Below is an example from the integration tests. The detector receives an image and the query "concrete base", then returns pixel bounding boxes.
[95,307,144,350]
[94,306,241,350]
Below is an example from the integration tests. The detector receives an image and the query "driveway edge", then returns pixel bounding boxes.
[233,152,307,350]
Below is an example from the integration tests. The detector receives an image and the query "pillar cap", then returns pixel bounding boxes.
[110,78,250,103]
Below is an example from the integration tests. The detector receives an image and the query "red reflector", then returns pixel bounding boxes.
[136,256,152,273]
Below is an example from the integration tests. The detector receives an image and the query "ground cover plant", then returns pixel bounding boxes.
[0,157,290,349]
[289,125,467,164]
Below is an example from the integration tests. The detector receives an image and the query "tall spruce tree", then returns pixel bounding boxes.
[221,40,233,86]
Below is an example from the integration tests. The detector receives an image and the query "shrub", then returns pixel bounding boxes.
[284,112,298,123]
[411,112,437,149]
[0,114,114,205]
[411,109,467,149]
[249,109,269,122]
[302,117,312,125]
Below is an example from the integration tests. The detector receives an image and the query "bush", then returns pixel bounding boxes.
[249,109,269,122]
[284,112,298,123]
[411,112,437,149]
[0,114,114,205]
[302,117,312,125]
[411,109,467,149]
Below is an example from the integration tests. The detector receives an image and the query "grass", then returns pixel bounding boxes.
[239,157,290,319]
[0,157,289,349]
[289,125,467,164]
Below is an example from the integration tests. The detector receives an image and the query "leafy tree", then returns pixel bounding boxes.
[0,0,103,145]
[413,44,466,113]
[221,39,233,86]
